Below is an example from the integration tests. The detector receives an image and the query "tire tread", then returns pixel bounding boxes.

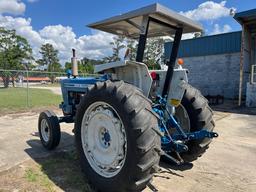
[75,80,160,192]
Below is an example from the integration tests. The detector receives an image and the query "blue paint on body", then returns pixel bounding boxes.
[59,75,218,162]
[60,75,108,115]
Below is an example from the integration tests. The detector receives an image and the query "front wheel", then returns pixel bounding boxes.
[38,110,61,150]
[75,80,161,192]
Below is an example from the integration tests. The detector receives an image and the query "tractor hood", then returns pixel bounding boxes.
[87,3,203,39]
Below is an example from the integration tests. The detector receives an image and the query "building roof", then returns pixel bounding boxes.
[87,3,203,39]
[165,31,242,59]
[234,9,256,34]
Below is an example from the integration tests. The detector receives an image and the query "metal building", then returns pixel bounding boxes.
[234,9,256,106]
[165,31,242,58]
[164,9,256,107]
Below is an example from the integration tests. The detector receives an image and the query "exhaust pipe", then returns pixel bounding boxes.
[71,49,78,78]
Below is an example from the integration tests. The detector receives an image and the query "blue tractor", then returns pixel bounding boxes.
[38,4,218,192]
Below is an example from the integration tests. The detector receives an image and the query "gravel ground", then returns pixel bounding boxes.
[0,109,255,192]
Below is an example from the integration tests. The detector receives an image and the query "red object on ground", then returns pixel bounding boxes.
[23,77,50,82]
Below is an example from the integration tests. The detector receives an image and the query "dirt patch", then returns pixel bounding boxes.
[0,110,256,192]
[211,100,256,115]
[0,105,60,117]
[0,108,74,172]
[0,161,58,192]
[0,151,92,192]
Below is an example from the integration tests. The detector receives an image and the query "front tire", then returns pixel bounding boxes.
[75,80,160,192]
[38,110,61,150]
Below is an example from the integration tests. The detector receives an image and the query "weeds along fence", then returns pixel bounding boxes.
[0,69,95,109]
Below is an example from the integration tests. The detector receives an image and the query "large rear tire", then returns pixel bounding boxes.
[75,80,161,192]
[179,85,215,162]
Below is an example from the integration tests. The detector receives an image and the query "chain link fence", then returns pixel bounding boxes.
[0,69,94,111]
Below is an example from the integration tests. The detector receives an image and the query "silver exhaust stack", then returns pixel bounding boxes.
[71,49,78,77]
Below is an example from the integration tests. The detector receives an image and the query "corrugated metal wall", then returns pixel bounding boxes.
[164,31,242,59]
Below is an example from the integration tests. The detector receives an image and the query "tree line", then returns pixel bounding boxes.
[0,27,164,87]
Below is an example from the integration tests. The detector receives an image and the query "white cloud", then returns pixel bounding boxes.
[0,15,43,58]
[182,33,195,40]
[78,32,115,60]
[0,1,235,63]
[38,25,114,62]
[179,1,236,39]
[182,23,232,39]
[0,0,25,15]
[180,1,236,21]
[0,14,114,64]
[210,24,232,35]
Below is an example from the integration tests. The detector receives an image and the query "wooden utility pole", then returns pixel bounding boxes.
[238,25,245,106]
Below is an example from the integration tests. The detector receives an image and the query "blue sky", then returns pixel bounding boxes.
[23,0,254,35]
[0,0,255,63]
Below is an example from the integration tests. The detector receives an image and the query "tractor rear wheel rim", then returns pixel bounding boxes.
[174,104,190,133]
[167,104,190,135]
[81,101,127,178]
[41,119,50,142]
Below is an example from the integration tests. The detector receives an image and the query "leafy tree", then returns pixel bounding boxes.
[103,36,125,62]
[37,43,61,83]
[111,36,125,61]
[0,27,33,87]
[80,58,94,74]
[123,37,163,70]
[65,57,101,75]
[126,39,137,61]
[37,43,61,71]
[144,37,164,69]
[64,61,72,71]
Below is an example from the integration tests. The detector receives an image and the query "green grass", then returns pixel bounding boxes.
[30,83,61,87]
[24,151,92,192]
[25,168,38,182]
[0,87,61,113]
[25,167,55,191]
[39,151,92,190]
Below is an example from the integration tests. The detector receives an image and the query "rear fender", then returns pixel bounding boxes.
[150,68,188,106]
[95,61,152,97]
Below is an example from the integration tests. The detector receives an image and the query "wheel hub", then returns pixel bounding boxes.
[40,119,50,142]
[167,104,190,136]
[174,104,190,133]
[81,102,127,178]
[100,128,111,148]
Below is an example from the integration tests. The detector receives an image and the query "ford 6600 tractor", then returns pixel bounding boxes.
[38,4,218,192]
